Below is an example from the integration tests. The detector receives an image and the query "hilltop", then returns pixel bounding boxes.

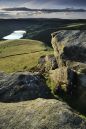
[0,39,53,73]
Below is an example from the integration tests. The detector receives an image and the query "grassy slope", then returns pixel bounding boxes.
[60,22,86,30]
[0,39,53,73]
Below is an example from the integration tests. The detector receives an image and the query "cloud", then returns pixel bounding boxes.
[0,0,86,9]
[19,0,86,9]
[19,0,59,9]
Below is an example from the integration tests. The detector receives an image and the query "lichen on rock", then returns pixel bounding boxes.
[50,30,86,114]
[0,98,86,129]
[51,30,86,66]
[0,72,54,102]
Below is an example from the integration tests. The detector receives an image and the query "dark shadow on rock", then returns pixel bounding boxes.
[63,46,86,63]
[0,72,55,102]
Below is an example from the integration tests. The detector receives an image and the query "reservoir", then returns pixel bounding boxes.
[3,30,26,40]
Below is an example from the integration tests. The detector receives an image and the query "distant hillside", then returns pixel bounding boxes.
[0,19,86,47]
[2,7,86,12]
[2,7,32,11]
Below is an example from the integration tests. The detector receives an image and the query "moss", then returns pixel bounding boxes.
[44,73,56,95]
[0,98,86,129]
[78,68,86,75]
[44,61,52,72]
[61,84,68,92]
[45,73,68,97]
[46,77,56,92]
[79,114,86,120]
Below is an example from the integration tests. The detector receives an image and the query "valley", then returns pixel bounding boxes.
[0,18,86,129]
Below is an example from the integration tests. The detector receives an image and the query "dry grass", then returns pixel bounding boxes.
[0,39,53,73]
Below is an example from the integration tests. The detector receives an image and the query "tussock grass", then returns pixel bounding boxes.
[0,39,53,73]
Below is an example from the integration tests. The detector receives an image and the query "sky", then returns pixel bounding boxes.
[0,0,86,9]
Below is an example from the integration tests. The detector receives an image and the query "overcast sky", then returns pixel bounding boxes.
[0,0,86,9]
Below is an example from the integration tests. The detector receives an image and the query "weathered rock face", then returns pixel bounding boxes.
[50,67,77,94]
[76,73,86,112]
[51,30,86,113]
[37,55,58,73]
[0,72,54,102]
[51,30,86,66]
[0,98,86,129]
[49,67,86,113]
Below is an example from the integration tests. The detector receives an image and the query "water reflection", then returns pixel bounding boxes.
[3,30,26,40]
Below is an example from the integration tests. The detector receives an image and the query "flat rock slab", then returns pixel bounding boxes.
[0,98,86,129]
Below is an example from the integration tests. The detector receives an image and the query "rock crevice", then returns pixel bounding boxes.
[51,30,86,114]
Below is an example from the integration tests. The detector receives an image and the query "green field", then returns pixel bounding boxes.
[0,39,53,73]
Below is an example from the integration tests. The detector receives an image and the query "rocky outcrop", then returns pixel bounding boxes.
[0,98,86,129]
[37,55,58,73]
[50,67,77,94]
[76,72,86,112]
[51,30,86,114]
[0,72,54,102]
[51,30,86,67]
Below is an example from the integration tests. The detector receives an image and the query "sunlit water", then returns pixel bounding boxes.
[3,30,26,40]
[1,11,86,40]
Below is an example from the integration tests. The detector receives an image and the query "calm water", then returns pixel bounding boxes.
[0,11,86,19]
[3,30,26,40]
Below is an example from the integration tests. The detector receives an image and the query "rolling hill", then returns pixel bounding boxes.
[0,39,53,73]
